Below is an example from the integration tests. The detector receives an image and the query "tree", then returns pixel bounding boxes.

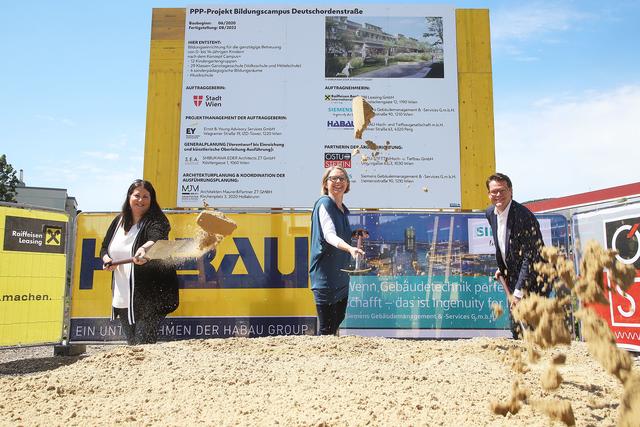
[0,154,20,202]
[423,17,443,47]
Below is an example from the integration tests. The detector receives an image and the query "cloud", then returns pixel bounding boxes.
[489,2,592,61]
[30,144,143,209]
[84,151,120,161]
[73,169,142,212]
[495,85,640,202]
[34,114,77,127]
[107,133,135,150]
[490,2,590,42]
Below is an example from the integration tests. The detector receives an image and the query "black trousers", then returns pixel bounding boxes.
[113,308,164,345]
[509,311,523,340]
[316,298,348,336]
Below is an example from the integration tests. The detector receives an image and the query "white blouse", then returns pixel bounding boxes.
[319,203,347,249]
[108,221,140,309]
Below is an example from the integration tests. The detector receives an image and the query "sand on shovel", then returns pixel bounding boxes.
[194,210,237,251]
[145,210,238,263]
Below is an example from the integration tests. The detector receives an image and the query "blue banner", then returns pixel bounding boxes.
[341,212,568,337]
[70,317,316,341]
[345,275,509,329]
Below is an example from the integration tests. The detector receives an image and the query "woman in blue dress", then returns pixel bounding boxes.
[309,166,364,335]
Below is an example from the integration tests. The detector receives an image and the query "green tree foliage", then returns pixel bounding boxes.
[0,154,20,203]
[423,17,443,47]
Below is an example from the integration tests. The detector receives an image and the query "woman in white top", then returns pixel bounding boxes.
[101,180,179,344]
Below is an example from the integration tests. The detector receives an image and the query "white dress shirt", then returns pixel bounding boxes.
[494,201,523,298]
[494,201,511,265]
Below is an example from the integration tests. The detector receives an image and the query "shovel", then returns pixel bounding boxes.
[496,273,528,334]
[106,210,237,266]
[106,239,204,266]
[341,228,372,275]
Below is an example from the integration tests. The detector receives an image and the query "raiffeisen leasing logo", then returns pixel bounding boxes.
[327,120,354,129]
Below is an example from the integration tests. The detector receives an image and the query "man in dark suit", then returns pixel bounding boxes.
[484,173,548,338]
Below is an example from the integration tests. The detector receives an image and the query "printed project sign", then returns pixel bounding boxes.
[178,4,461,208]
[573,206,640,352]
[3,216,66,254]
[344,276,510,334]
[0,206,68,346]
[602,214,640,350]
[467,217,553,255]
[69,211,316,342]
[341,212,568,338]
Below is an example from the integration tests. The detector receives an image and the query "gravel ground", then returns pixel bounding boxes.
[0,344,112,375]
[1,337,639,426]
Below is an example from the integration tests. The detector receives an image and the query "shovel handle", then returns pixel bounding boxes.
[105,257,145,267]
[496,273,512,299]
[105,258,134,267]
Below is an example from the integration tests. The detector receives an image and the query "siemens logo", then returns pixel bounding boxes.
[328,107,352,112]
[475,226,492,237]
[327,120,354,128]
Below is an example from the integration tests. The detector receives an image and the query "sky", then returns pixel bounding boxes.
[1,0,638,211]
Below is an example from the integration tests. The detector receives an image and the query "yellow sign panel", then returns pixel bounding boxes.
[0,205,68,346]
[69,211,316,341]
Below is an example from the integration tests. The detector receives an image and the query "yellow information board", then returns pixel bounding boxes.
[69,211,316,342]
[0,204,68,346]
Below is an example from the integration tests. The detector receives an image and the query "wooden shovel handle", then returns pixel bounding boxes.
[496,273,512,299]
[105,257,145,267]
[105,258,133,267]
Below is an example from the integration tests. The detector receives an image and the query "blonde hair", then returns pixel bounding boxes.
[320,166,350,195]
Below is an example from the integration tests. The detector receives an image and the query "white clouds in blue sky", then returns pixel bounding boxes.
[490,1,591,42]
[0,0,638,210]
[496,84,640,200]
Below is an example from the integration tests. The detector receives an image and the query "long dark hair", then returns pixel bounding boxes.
[120,179,163,232]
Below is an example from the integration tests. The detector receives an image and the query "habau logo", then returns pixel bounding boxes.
[78,237,309,290]
[327,120,354,128]
[193,95,203,107]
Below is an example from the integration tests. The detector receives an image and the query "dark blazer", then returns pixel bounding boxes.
[100,211,179,323]
[485,200,547,296]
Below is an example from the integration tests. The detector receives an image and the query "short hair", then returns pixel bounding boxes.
[486,173,512,191]
[320,166,351,195]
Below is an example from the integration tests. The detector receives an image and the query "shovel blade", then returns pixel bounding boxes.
[146,239,208,260]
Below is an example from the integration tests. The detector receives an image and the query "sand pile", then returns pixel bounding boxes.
[2,239,637,425]
[490,241,638,426]
[1,336,636,426]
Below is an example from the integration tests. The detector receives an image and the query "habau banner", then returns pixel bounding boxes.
[70,211,567,342]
